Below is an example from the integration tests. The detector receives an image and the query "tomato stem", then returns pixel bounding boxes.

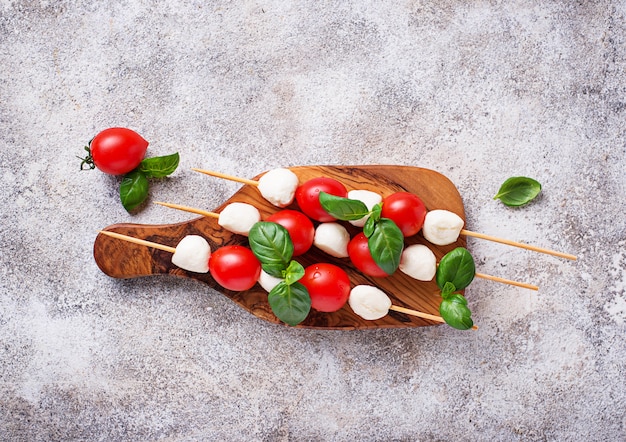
[78,145,96,170]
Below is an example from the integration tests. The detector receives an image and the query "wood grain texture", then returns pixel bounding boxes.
[93,165,467,330]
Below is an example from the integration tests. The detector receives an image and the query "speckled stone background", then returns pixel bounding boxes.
[1,1,625,441]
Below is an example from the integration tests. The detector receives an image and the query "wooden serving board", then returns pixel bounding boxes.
[94,165,466,330]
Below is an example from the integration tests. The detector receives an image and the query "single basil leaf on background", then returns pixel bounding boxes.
[494,176,542,207]
[120,169,149,212]
[439,294,473,330]
[283,260,305,286]
[319,191,370,221]
[268,281,311,326]
[436,247,476,291]
[140,152,180,178]
[368,218,404,275]
[248,222,294,278]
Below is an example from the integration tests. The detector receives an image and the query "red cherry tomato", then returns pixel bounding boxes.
[87,127,149,175]
[347,232,389,277]
[300,263,351,312]
[295,177,348,222]
[209,245,261,291]
[266,210,315,256]
[380,192,427,237]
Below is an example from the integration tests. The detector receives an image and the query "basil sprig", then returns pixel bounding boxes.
[436,249,475,330]
[318,196,404,276]
[494,176,542,207]
[248,222,311,326]
[248,222,294,277]
[436,247,476,290]
[119,153,180,212]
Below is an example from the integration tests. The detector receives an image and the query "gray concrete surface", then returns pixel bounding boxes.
[1,1,625,441]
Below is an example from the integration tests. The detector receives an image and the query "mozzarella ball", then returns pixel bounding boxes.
[257,168,299,207]
[313,222,350,258]
[347,189,383,227]
[399,244,437,281]
[349,285,392,320]
[422,210,465,246]
[171,235,211,273]
[217,202,261,236]
[258,270,284,292]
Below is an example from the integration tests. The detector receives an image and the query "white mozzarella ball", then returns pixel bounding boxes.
[348,285,392,320]
[257,168,299,207]
[347,189,383,227]
[258,270,283,292]
[217,202,261,236]
[313,222,350,258]
[171,235,211,273]
[399,244,437,281]
[422,210,465,246]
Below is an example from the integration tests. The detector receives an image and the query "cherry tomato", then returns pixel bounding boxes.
[380,192,427,237]
[209,245,261,291]
[266,210,315,256]
[300,263,351,312]
[87,127,149,175]
[347,232,389,277]
[295,177,348,222]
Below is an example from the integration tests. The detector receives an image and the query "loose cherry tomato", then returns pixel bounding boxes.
[209,245,261,291]
[380,192,427,237]
[266,210,315,256]
[82,127,149,175]
[347,232,389,277]
[300,263,351,312]
[295,177,348,222]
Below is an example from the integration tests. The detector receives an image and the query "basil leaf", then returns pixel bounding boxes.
[120,169,149,212]
[441,281,456,299]
[283,260,305,286]
[319,192,369,221]
[363,216,376,238]
[368,218,404,275]
[436,247,476,290]
[494,176,542,207]
[248,222,294,278]
[268,281,311,326]
[439,294,473,330]
[140,152,180,178]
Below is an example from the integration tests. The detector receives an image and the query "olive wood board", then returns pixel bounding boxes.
[94,165,467,330]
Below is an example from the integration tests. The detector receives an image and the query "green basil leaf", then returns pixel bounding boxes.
[493,176,542,207]
[248,222,294,278]
[268,281,311,326]
[436,247,476,290]
[140,152,180,178]
[363,216,377,238]
[439,294,473,330]
[283,260,305,285]
[319,191,369,221]
[370,203,382,222]
[120,169,149,212]
[368,218,404,275]
[441,281,456,299]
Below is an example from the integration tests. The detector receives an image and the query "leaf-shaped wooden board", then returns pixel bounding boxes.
[94,165,466,330]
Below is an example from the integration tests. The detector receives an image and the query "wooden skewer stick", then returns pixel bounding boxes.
[99,229,478,329]
[98,230,176,253]
[461,229,577,261]
[154,201,219,218]
[389,305,478,330]
[474,272,538,291]
[191,168,576,261]
[154,200,538,290]
[191,168,259,186]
